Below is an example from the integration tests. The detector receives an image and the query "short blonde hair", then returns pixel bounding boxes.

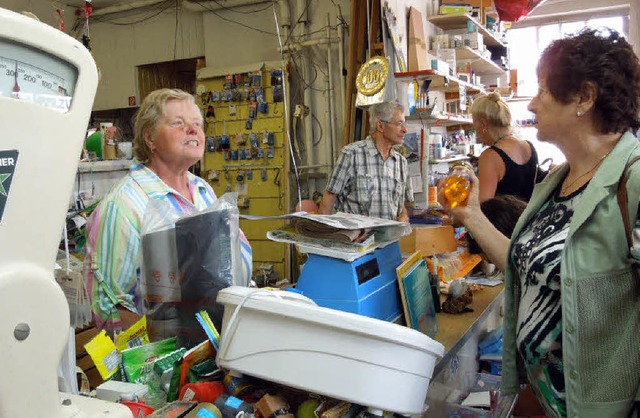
[133,88,197,164]
[470,91,512,129]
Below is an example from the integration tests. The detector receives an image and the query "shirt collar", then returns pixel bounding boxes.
[129,160,208,199]
[365,136,400,160]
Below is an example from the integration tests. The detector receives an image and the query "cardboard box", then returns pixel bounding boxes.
[441,0,482,6]
[439,5,473,15]
[462,31,484,50]
[407,7,429,72]
[399,225,458,256]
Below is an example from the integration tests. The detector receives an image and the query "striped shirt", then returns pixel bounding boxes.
[85,161,252,332]
[326,137,413,220]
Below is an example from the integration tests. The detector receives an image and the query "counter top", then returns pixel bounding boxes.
[433,284,504,376]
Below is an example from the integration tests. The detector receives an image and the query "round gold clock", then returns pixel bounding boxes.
[355,56,389,96]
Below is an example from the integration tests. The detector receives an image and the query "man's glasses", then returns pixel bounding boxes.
[382,120,407,128]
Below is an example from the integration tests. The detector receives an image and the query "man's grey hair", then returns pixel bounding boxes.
[368,101,405,134]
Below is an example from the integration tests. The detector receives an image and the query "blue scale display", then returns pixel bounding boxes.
[295,242,403,322]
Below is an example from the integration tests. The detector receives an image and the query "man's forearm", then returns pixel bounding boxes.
[318,191,337,214]
[397,205,409,222]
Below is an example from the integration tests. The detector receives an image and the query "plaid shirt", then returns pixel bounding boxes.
[326,137,413,220]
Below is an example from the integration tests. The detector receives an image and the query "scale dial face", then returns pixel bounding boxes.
[0,38,78,112]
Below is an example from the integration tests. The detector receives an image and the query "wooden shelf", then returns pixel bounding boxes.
[506,95,534,102]
[429,155,470,164]
[78,159,132,173]
[406,112,472,127]
[395,69,484,94]
[428,13,506,48]
[455,46,505,76]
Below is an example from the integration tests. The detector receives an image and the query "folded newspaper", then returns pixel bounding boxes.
[242,212,411,261]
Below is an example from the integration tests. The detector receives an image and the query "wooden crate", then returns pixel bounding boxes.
[75,324,104,389]
[399,225,458,256]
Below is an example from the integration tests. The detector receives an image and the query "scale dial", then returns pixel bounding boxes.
[0,37,77,112]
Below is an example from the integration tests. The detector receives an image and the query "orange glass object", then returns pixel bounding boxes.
[443,163,473,208]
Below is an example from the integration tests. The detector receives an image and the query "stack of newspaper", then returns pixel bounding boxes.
[242,212,411,261]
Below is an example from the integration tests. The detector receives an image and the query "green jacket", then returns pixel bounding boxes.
[501,131,640,417]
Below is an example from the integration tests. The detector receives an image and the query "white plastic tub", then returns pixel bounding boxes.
[216,287,445,415]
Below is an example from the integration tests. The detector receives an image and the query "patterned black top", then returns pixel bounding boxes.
[511,181,588,417]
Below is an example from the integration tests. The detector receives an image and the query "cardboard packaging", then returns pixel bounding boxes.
[439,5,472,14]
[255,394,294,418]
[407,7,429,72]
[441,0,482,6]
[399,225,458,256]
[462,31,484,50]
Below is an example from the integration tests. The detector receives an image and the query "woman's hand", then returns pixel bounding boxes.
[438,171,511,272]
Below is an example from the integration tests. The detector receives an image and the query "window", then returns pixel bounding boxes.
[508,16,626,97]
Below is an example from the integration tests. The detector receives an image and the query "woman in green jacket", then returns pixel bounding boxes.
[449,28,640,417]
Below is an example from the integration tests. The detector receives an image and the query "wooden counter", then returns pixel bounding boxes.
[432,284,504,376]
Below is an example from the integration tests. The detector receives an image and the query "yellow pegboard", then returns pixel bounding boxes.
[199,65,290,281]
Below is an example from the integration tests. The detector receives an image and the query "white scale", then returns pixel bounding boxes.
[0,8,132,417]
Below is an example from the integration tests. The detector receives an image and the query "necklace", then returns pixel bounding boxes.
[493,133,510,146]
[560,149,612,195]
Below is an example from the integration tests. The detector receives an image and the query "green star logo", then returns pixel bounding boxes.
[0,173,10,196]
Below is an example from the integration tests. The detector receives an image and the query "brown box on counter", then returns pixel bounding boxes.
[255,394,294,418]
[399,225,458,256]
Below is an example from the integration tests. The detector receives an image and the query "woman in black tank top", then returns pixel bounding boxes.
[471,92,539,202]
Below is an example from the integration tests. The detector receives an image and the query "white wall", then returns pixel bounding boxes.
[1,2,205,110]
[90,9,205,110]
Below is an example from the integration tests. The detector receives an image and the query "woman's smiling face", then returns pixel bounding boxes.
[147,99,205,169]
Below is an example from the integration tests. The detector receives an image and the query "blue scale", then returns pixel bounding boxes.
[295,242,403,322]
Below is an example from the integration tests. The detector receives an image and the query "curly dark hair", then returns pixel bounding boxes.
[537,27,640,133]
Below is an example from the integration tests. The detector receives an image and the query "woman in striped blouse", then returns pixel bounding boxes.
[85,88,252,338]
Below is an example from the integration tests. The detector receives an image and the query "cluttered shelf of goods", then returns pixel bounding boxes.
[454,46,505,75]
[396,69,484,93]
[69,210,505,418]
[428,13,506,48]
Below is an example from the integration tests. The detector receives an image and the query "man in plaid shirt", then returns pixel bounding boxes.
[318,101,413,221]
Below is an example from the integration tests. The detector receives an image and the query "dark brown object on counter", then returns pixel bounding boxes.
[442,288,474,314]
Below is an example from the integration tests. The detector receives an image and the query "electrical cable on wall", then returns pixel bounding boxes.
[272,2,302,208]
[80,1,93,50]
[54,4,65,32]
[193,0,278,36]
[90,0,174,25]
[206,0,273,14]
[173,0,180,60]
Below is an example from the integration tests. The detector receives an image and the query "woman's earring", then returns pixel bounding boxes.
[576,110,582,116]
